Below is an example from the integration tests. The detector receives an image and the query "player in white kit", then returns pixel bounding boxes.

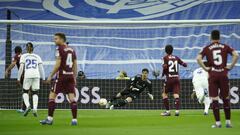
[191,64,211,115]
[17,42,45,117]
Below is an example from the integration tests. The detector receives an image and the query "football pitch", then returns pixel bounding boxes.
[0,110,239,135]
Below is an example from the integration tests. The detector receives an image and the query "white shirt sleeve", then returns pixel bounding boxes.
[38,56,45,80]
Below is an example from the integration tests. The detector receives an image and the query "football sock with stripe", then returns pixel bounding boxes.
[48,99,56,118]
[212,100,220,122]
[71,101,78,119]
[163,98,170,111]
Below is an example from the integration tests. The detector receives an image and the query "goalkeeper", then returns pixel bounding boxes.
[191,63,211,115]
[106,68,154,110]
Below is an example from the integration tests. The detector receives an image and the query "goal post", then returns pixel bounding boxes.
[0,19,239,110]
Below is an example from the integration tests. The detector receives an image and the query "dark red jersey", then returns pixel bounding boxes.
[162,55,187,79]
[200,42,234,73]
[13,53,21,69]
[56,45,77,78]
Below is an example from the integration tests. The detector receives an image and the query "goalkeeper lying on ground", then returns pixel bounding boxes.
[106,68,154,110]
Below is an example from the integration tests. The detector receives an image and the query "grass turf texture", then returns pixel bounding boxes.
[0,110,239,135]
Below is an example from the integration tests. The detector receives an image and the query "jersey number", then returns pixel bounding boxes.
[213,50,222,65]
[26,59,37,69]
[66,53,73,68]
[168,60,178,72]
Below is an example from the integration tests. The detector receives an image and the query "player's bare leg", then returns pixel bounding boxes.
[223,97,232,128]
[173,94,180,116]
[68,93,78,126]
[32,90,39,117]
[110,96,132,110]
[22,89,31,117]
[211,96,221,128]
[40,91,56,125]
[107,92,122,109]
[161,92,171,116]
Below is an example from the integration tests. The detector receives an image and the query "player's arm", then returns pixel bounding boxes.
[5,61,16,78]
[197,54,210,71]
[161,57,167,77]
[47,57,61,83]
[226,50,239,70]
[38,57,45,80]
[177,57,187,67]
[39,64,45,81]
[73,59,77,78]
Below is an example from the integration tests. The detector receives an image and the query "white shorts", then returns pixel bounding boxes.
[193,80,208,103]
[23,78,40,91]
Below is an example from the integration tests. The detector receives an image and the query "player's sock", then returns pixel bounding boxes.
[48,99,56,119]
[223,98,231,121]
[32,94,38,111]
[212,100,220,122]
[115,99,128,107]
[22,93,30,108]
[226,120,231,125]
[204,97,211,113]
[163,98,170,111]
[174,98,180,111]
[21,101,26,111]
[71,101,78,119]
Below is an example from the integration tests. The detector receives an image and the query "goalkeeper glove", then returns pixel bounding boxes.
[147,93,154,100]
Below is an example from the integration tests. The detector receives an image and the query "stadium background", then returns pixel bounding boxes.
[0,0,239,109]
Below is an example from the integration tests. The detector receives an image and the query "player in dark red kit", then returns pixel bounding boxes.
[197,30,238,128]
[5,46,26,113]
[161,45,187,116]
[40,33,78,126]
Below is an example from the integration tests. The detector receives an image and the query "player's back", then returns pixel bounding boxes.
[57,45,76,78]
[192,68,208,83]
[201,42,234,74]
[163,54,186,79]
[20,53,42,78]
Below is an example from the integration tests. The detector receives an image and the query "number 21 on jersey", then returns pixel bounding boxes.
[168,60,178,72]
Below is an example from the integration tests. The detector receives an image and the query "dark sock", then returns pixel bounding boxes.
[71,101,78,119]
[115,99,128,107]
[223,99,231,120]
[163,98,170,111]
[48,99,56,117]
[21,101,26,110]
[212,100,220,122]
[174,98,180,110]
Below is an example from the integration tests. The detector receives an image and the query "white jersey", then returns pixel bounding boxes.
[192,67,208,84]
[20,53,43,78]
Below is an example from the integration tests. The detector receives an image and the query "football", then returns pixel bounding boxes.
[99,98,108,106]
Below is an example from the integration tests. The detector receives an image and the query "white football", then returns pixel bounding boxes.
[99,98,108,106]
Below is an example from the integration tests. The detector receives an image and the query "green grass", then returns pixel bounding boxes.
[0,110,239,135]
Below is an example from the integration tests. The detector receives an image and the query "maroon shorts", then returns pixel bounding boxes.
[51,76,75,94]
[208,72,229,98]
[164,77,180,94]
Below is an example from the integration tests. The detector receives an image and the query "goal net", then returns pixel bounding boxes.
[0,20,239,110]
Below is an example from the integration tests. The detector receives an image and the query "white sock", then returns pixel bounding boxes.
[32,94,38,111]
[216,121,221,126]
[72,119,77,122]
[175,110,179,113]
[204,97,211,113]
[22,93,30,108]
[226,120,231,125]
[47,116,53,121]
[166,110,170,113]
